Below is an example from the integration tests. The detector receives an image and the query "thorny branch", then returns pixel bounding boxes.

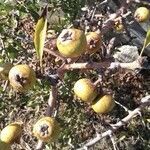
[57,57,149,78]
[77,95,150,150]
[44,47,66,62]
[46,86,58,116]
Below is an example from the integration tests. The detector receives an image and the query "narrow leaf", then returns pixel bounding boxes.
[140,28,150,56]
[34,6,47,66]
[144,28,150,48]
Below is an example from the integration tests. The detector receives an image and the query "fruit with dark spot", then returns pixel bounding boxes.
[33,117,60,142]
[8,64,36,92]
[114,20,124,32]
[74,78,98,102]
[134,7,150,22]
[57,28,87,58]
[86,32,102,54]
[91,95,115,114]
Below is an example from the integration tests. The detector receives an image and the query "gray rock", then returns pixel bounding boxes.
[113,45,139,63]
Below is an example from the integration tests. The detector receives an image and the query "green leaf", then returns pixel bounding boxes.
[34,6,47,66]
[144,28,150,48]
[140,28,150,56]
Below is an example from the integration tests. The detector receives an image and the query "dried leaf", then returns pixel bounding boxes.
[34,6,47,66]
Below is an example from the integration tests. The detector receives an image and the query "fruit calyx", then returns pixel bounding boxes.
[86,32,101,54]
[60,30,73,42]
[89,39,98,49]
[15,74,27,86]
[33,117,60,142]
[39,124,52,137]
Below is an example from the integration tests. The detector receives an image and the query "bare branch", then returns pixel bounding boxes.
[77,95,150,150]
[58,57,149,72]
[109,134,117,150]
[46,86,58,116]
[115,101,131,113]
[35,140,44,150]
[44,47,66,62]
[61,61,110,70]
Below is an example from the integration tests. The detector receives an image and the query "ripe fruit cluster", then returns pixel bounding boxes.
[0,63,61,146]
[56,7,149,58]
[0,63,61,144]
[57,28,102,58]
[0,118,60,149]
[2,6,148,148]
[74,78,115,114]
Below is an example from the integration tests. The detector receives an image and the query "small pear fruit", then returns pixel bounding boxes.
[86,32,102,53]
[114,21,124,32]
[33,117,60,142]
[8,64,36,92]
[91,95,115,114]
[74,78,98,102]
[134,7,150,22]
[57,28,87,58]
[0,63,13,80]
[0,122,23,144]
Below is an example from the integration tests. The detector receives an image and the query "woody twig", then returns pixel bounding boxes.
[77,95,150,150]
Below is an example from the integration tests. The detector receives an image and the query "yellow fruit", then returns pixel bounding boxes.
[0,63,13,80]
[74,78,98,102]
[86,32,102,53]
[33,117,60,142]
[114,21,124,32]
[0,140,11,150]
[0,122,23,144]
[134,7,150,22]
[91,95,115,114]
[57,28,87,58]
[8,64,36,92]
